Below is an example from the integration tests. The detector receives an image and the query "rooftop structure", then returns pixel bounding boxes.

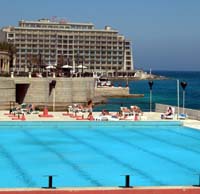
[1,19,134,75]
[0,50,10,73]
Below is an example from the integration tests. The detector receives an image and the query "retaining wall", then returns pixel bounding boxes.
[155,103,200,120]
[0,78,15,103]
[95,87,129,97]
[0,77,95,110]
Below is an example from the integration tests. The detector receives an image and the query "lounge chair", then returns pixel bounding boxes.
[178,113,188,120]
[95,115,119,121]
[120,107,132,117]
[20,103,28,113]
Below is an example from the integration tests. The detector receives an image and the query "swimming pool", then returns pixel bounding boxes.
[0,121,199,188]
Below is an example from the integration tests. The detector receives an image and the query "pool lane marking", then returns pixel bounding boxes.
[129,128,200,156]
[22,130,102,186]
[92,129,197,174]
[58,129,163,186]
[165,128,200,143]
[0,144,36,187]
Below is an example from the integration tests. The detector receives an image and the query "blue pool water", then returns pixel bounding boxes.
[0,121,200,188]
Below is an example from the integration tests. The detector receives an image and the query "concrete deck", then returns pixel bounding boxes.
[0,111,199,130]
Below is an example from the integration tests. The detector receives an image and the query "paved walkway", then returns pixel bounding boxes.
[0,111,199,130]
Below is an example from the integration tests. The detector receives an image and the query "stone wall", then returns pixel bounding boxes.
[0,77,95,110]
[0,78,15,102]
[95,87,129,97]
[19,77,94,104]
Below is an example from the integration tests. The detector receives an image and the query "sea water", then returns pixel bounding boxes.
[94,71,200,112]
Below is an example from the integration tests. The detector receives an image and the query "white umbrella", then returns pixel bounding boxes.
[62,65,72,69]
[77,64,87,69]
[45,65,56,69]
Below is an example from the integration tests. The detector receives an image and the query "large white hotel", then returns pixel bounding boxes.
[1,18,134,75]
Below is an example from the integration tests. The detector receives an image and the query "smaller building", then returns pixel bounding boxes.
[0,50,10,73]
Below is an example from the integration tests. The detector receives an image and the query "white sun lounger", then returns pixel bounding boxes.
[178,113,188,120]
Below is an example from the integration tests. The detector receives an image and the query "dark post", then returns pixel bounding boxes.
[148,80,153,90]
[51,80,57,88]
[42,175,56,189]
[39,52,42,73]
[193,174,200,187]
[181,81,187,90]
[9,101,11,112]
[119,175,133,188]
[198,174,200,187]
[180,81,187,114]
[148,80,154,112]
[76,54,79,76]
[50,80,56,112]
[125,175,130,187]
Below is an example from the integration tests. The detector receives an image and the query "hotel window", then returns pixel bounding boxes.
[8,34,14,38]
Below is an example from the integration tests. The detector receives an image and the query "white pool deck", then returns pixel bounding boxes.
[0,111,199,130]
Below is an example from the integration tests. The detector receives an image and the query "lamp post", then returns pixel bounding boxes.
[148,80,154,112]
[180,81,187,114]
[177,79,180,119]
[50,80,56,112]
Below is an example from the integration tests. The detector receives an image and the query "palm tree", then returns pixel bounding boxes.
[0,42,10,51]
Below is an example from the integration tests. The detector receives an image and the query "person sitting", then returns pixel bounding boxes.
[161,106,174,119]
[115,110,123,119]
[130,105,143,115]
[165,106,173,116]
[87,111,94,121]
[101,109,110,116]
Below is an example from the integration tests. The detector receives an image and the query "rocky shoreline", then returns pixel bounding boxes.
[108,71,168,81]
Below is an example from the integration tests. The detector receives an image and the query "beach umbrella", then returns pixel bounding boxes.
[77,64,87,69]
[62,65,73,69]
[45,65,56,69]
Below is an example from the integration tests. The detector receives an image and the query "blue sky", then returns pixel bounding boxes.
[1,0,200,71]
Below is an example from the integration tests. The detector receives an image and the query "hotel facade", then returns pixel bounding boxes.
[0,19,134,75]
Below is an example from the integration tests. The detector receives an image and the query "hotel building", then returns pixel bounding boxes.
[1,19,134,75]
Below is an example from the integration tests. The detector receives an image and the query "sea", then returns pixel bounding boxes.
[94,71,200,112]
